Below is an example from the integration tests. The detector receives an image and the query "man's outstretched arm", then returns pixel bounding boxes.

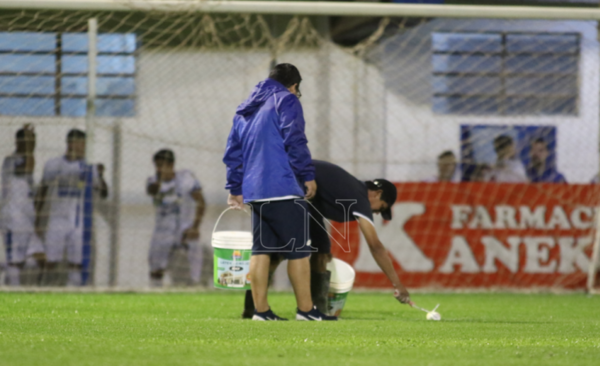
[357,217,410,304]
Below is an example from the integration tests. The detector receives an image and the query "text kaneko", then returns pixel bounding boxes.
[450,205,595,230]
[438,205,595,274]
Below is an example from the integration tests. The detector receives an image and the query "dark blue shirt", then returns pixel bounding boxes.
[309,160,374,223]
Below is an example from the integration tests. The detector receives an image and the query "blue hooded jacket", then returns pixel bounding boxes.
[223,78,315,202]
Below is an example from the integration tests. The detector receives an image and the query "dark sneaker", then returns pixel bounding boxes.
[242,309,254,319]
[252,309,288,321]
[296,305,338,321]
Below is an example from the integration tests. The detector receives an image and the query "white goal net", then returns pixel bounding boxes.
[0,1,599,292]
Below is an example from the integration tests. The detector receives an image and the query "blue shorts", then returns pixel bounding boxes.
[249,199,314,260]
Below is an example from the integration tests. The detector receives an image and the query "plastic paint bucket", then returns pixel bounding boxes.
[212,208,252,290]
[326,258,356,316]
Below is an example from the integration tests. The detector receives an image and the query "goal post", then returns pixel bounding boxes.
[3,1,600,20]
[0,0,600,291]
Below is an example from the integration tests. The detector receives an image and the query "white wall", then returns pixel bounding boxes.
[374,19,600,182]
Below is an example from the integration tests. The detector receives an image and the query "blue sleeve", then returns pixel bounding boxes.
[223,120,244,195]
[278,95,315,182]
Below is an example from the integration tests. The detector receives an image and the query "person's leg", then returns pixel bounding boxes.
[269,200,314,313]
[248,201,280,315]
[250,254,271,313]
[287,256,313,312]
[149,271,163,287]
[4,230,23,286]
[243,254,283,318]
[310,253,332,313]
[308,211,333,313]
[42,221,66,286]
[67,229,83,286]
[6,264,22,286]
[250,200,316,318]
[149,238,171,288]
[27,233,46,286]
[186,240,202,285]
[42,262,60,286]
[67,263,82,286]
[242,289,255,318]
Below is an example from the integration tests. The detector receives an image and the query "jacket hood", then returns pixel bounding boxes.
[236,78,288,117]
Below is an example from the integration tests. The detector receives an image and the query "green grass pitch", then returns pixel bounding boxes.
[1,292,599,365]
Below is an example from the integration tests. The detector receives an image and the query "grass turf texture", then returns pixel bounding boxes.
[1,292,599,365]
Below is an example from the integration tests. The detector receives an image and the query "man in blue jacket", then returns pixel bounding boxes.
[223,63,335,321]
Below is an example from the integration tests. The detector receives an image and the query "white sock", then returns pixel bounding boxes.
[7,265,20,286]
[150,277,163,287]
[67,270,82,286]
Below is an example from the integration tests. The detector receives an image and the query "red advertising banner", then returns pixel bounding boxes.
[330,183,600,289]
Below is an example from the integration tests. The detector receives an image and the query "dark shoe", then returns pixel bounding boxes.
[296,305,337,321]
[252,308,288,321]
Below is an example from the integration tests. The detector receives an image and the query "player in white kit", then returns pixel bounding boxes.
[1,125,45,286]
[35,129,108,286]
[146,149,205,287]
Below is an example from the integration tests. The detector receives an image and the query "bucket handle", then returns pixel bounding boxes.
[212,206,250,236]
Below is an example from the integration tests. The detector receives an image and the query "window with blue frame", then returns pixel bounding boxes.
[431,32,579,116]
[0,32,136,117]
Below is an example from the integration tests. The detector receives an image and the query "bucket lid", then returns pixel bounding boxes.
[327,258,356,288]
[212,230,253,249]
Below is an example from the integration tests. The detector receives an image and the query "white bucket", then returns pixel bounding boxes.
[211,208,253,290]
[326,258,356,316]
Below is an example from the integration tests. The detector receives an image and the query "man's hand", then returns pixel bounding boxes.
[304,180,317,200]
[182,226,200,242]
[394,287,411,304]
[227,194,244,210]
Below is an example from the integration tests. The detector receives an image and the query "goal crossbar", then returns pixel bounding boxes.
[2,0,600,20]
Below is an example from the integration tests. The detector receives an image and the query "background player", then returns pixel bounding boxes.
[146,149,205,287]
[527,138,566,183]
[488,135,528,182]
[1,124,45,286]
[242,160,411,317]
[426,151,460,182]
[35,129,108,286]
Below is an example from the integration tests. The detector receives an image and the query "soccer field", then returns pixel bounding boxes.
[0,292,599,366]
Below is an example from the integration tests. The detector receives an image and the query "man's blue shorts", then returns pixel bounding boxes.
[249,199,314,260]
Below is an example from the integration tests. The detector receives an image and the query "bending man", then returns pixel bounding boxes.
[242,160,411,317]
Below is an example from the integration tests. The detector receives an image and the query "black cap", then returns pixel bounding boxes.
[366,179,397,220]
